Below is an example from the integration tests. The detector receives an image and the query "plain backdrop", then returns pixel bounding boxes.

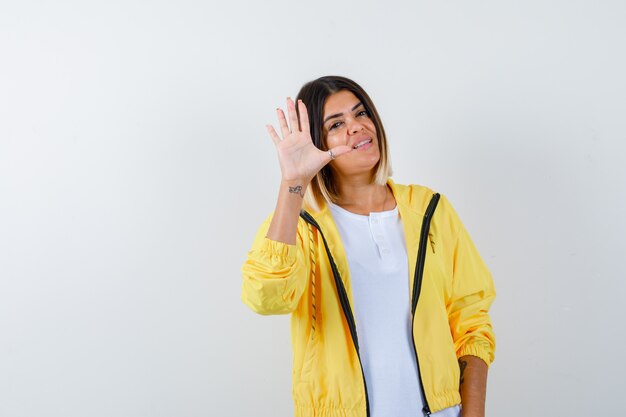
[1,1,625,416]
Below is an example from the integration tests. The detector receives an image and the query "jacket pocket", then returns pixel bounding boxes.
[299,332,317,381]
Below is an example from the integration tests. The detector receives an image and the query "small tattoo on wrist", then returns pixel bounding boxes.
[289,185,304,197]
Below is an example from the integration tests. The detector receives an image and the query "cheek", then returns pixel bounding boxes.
[366,120,378,135]
[324,132,346,148]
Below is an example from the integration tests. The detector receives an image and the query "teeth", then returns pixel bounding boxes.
[353,139,371,149]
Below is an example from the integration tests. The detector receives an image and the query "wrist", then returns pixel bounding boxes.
[279,179,309,200]
[280,178,310,190]
[281,176,311,185]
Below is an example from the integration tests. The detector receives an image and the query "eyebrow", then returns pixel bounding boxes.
[323,102,364,124]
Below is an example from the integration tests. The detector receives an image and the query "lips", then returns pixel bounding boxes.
[352,138,372,149]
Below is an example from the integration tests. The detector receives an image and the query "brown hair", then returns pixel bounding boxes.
[295,76,392,210]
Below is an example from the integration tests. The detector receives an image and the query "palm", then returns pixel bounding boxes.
[275,127,331,181]
[267,98,351,182]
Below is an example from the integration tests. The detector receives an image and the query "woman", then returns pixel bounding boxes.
[241,76,495,417]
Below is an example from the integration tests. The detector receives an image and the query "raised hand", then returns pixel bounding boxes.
[267,98,352,183]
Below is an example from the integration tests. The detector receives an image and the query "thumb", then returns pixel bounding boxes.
[328,145,353,159]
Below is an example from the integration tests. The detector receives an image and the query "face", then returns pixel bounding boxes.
[322,90,380,177]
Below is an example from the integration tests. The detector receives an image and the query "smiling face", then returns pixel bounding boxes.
[322,90,381,178]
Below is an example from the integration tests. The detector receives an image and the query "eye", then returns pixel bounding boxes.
[328,121,343,131]
[356,109,369,117]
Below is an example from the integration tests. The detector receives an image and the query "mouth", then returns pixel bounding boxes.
[352,138,372,149]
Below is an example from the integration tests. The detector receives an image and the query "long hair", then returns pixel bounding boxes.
[295,76,392,210]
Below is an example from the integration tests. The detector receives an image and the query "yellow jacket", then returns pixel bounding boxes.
[241,180,495,417]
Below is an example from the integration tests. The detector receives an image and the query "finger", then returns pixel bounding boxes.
[276,108,290,139]
[298,99,310,134]
[266,125,280,145]
[328,145,353,160]
[286,97,300,133]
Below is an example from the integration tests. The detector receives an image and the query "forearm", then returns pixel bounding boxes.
[459,355,488,417]
[266,179,309,245]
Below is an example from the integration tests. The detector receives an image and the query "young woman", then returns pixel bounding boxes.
[241,76,495,417]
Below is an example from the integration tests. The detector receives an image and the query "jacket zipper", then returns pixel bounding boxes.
[300,210,371,417]
[411,193,441,416]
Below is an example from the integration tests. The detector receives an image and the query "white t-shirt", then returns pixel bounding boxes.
[329,203,460,417]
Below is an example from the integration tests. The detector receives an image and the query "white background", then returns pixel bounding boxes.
[1,1,625,416]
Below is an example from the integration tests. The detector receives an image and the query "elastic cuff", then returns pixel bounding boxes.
[457,342,494,367]
[260,237,297,262]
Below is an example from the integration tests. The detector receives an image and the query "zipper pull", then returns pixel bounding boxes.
[428,233,436,254]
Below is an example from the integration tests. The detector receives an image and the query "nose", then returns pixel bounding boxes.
[347,118,364,135]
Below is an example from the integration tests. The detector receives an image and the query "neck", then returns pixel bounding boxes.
[333,173,393,215]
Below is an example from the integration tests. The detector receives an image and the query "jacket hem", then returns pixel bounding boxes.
[428,390,462,414]
[294,404,366,417]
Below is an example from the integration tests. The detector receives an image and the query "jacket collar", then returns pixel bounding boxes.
[302,178,428,303]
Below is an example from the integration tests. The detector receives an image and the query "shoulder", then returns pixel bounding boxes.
[390,179,463,235]
[389,180,437,212]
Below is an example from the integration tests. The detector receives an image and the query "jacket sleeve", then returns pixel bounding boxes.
[442,196,496,366]
[241,214,310,315]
